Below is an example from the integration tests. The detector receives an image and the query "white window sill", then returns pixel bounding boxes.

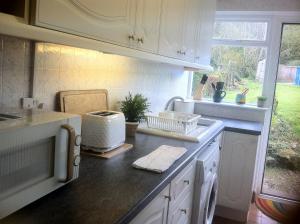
[193,99,270,112]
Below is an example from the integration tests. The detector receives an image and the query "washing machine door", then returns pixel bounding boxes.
[202,173,218,224]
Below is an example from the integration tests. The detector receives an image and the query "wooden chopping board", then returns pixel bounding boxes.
[58,89,108,114]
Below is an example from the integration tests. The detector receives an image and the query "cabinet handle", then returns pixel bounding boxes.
[177,50,186,55]
[213,161,217,167]
[137,37,144,44]
[164,195,171,201]
[183,180,190,185]
[180,209,187,214]
[128,35,135,40]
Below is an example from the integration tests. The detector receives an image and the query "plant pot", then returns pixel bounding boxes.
[257,100,266,108]
[235,93,246,104]
[126,122,139,137]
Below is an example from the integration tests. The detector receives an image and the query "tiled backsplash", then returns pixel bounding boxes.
[33,43,188,112]
[0,35,33,108]
[0,35,188,112]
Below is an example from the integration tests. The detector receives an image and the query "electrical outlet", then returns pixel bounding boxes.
[22,98,34,109]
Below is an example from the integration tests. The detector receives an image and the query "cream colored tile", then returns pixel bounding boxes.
[2,36,25,70]
[59,46,75,71]
[29,42,188,111]
[34,43,45,69]
[43,43,61,70]
[2,68,26,108]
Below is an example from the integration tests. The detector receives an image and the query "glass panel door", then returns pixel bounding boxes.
[262,24,300,201]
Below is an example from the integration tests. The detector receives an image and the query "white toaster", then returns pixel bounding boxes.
[81,111,125,152]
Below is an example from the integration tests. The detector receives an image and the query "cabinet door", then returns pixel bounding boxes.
[130,185,170,224]
[34,0,136,47]
[194,0,216,65]
[158,0,185,59]
[170,161,196,203]
[168,191,193,224]
[217,131,259,212]
[134,0,162,53]
[181,0,199,62]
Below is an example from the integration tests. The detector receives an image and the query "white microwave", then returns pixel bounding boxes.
[0,112,81,219]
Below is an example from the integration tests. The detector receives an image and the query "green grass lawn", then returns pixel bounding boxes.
[226,81,300,136]
[275,84,300,136]
[225,80,262,104]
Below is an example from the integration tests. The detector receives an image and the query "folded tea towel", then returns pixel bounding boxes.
[132,145,187,173]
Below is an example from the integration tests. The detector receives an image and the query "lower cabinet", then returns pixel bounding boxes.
[130,185,170,224]
[168,191,194,224]
[130,160,196,224]
[216,131,260,222]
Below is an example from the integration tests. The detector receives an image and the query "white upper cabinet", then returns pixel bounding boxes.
[181,0,199,62]
[194,0,216,65]
[34,0,161,53]
[158,0,185,59]
[159,0,200,62]
[134,0,162,53]
[34,0,137,47]
[33,0,216,65]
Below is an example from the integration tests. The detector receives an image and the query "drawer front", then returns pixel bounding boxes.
[168,191,193,224]
[130,184,170,224]
[170,160,196,202]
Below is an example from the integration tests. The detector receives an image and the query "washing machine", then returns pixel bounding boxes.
[192,137,220,224]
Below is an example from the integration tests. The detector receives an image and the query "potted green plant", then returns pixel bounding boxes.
[120,92,150,137]
[257,96,267,107]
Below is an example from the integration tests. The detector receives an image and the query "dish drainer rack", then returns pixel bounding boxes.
[146,111,200,134]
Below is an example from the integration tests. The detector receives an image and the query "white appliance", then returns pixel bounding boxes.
[0,112,81,219]
[192,137,220,224]
[81,111,125,152]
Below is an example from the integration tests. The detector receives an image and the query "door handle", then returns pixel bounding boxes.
[61,124,76,182]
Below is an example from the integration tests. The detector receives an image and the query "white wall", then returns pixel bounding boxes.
[217,0,300,11]
[33,43,188,113]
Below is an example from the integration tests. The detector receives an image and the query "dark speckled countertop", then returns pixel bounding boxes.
[0,117,262,224]
[1,131,223,224]
[206,116,263,135]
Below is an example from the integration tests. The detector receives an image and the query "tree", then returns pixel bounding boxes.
[280,25,300,65]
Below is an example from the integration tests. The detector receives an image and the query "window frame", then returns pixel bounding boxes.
[188,10,300,202]
[212,14,271,46]
[189,12,272,101]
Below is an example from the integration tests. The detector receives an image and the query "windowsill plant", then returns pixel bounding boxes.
[257,96,267,107]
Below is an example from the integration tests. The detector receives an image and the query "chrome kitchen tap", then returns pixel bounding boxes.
[164,96,184,111]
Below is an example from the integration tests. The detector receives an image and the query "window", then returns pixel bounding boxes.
[192,19,269,105]
[213,21,268,41]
